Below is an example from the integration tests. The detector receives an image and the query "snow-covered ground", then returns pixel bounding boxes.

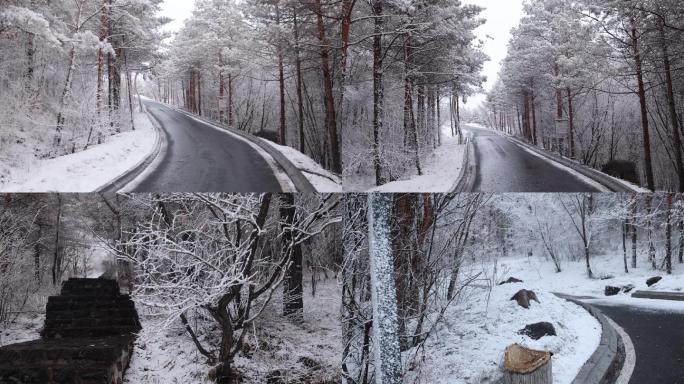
[350,125,467,192]
[408,278,600,384]
[0,112,157,192]
[125,278,341,383]
[0,314,44,347]
[497,254,684,313]
[263,141,342,192]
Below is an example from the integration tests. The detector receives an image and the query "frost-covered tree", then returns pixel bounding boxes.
[118,193,339,382]
[367,193,402,384]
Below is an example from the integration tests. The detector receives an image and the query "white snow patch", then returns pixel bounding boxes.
[125,278,341,383]
[409,281,600,384]
[366,126,467,193]
[0,112,157,192]
[0,314,44,347]
[497,255,684,313]
[262,141,342,192]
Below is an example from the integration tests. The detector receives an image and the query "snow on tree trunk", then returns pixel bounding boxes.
[367,193,402,384]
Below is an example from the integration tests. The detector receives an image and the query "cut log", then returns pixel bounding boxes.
[646,276,662,287]
[518,322,556,340]
[605,286,621,296]
[499,277,524,285]
[511,289,540,309]
[503,344,552,384]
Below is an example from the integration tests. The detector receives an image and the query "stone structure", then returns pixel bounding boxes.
[0,279,141,384]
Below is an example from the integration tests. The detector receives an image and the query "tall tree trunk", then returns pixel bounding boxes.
[632,195,638,268]
[658,19,684,192]
[197,69,202,116]
[293,8,306,153]
[51,195,63,286]
[403,34,421,175]
[436,90,441,146]
[647,194,656,269]
[666,193,673,274]
[623,217,629,273]
[124,49,135,130]
[372,0,385,186]
[56,2,84,147]
[314,0,342,174]
[367,193,402,384]
[567,88,575,159]
[96,0,109,116]
[282,194,303,320]
[219,51,225,124]
[582,195,593,279]
[228,73,233,128]
[679,218,684,264]
[631,20,655,191]
[531,89,538,146]
[276,1,286,145]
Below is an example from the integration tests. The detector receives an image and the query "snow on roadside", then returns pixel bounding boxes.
[366,126,467,193]
[409,282,600,384]
[481,124,650,193]
[0,112,156,192]
[497,254,684,313]
[262,140,342,193]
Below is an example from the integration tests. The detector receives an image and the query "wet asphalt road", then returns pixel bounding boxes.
[467,125,600,192]
[132,101,284,192]
[593,303,684,384]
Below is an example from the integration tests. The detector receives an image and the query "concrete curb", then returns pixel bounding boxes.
[506,136,641,193]
[554,293,624,384]
[452,133,477,193]
[96,105,166,193]
[170,107,317,193]
[631,290,684,301]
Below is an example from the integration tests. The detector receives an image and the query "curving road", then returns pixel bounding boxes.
[592,302,684,384]
[131,101,287,192]
[466,125,600,192]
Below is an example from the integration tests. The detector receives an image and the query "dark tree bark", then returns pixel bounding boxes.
[276,1,286,145]
[282,194,303,320]
[631,20,655,191]
[293,7,305,153]
[657,19,684,192]
[567,88,575,159]
[313,0,342,174]
[372,0,385,186]
[666,193,673,274]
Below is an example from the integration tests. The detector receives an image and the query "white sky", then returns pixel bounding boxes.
[158,0,524,107]
[159,0,196,34]
[465,0,524,108]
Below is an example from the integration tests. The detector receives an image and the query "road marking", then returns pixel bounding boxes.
[605,317,635,384]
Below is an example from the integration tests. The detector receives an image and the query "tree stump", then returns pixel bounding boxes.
[502,344,552,384]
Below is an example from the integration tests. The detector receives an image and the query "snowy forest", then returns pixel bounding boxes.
[0,193,343,383]
[150,0,349,174]
[0,0,167,184]
[482,0,684,192]
[343,193,684,383]
[341,0,487,190]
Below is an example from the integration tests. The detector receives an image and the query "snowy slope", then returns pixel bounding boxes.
[262,141,342,192]
[497,255,684,313]
[0,112,157,192]
[351,125,467,192]
[407,281,600,384]
[125,278,341,384]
